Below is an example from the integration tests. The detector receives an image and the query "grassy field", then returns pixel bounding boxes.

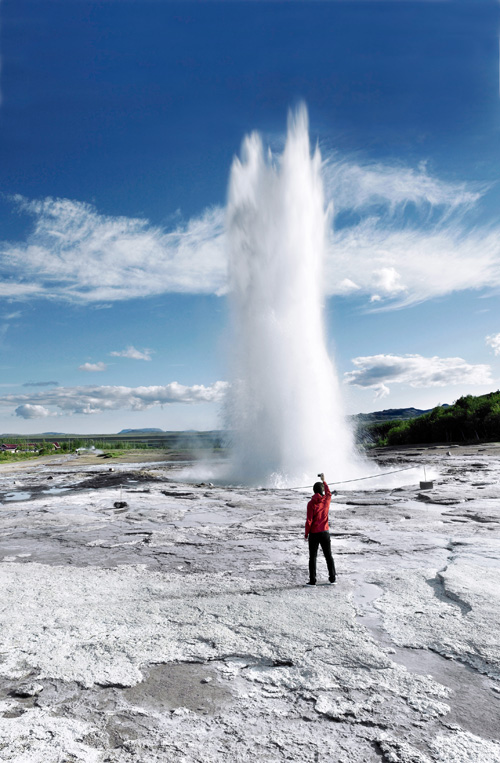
[0,431,228,463]
[0,451,42,464]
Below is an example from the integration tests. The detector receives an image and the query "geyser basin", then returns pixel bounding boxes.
[225,106,366,488]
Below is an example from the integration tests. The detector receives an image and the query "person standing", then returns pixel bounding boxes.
[304,473,336,586]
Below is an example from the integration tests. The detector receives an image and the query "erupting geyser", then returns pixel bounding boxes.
[226,106,364,487]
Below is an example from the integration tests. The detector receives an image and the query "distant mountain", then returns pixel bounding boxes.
[119,428,164,434]
[353,405,449,424]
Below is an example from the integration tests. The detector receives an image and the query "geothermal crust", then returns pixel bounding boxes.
[0,446,499,762]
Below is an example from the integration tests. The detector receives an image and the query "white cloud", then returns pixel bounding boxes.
[0,282,41,298]
[110,346,153,361]
[374,267,406,295]
[372,383,391,400]
[1,381,228,417]
[0,310,22,346]
[0,156,498,310]
[324,158,483,214]
[344,354,493,397]
[79,362,107,372]
[15,404,50,419]
[326,219,500,307]
[486,333,500,355]
[0,196,225,303]
[337,278,360,294]
[321,156,497,308]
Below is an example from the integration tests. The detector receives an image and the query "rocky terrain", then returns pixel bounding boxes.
[0,445,499,762]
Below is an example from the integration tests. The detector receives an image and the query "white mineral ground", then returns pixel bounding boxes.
[0,444,499,762]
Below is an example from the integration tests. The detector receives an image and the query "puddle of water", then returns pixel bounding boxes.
[353,578,500,742]
[389,644,500,742]
[3,492,32,501]
[42,487,71,495]
[122,663,230,715]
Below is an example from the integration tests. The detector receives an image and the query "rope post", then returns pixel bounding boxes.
[420,465,433,491]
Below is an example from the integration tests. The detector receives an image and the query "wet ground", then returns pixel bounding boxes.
[0,444,499,761]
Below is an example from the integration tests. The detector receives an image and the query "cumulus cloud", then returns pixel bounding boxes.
[79,362,107,372]
[1,381,228,417]
[110,346,153,361]
[0,155,498,310]
[486,334,500,355]
[344,354,493,398]
[486,333,500,356]
[15,404,51,419]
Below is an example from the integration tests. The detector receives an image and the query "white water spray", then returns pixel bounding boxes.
[225,106,365,487]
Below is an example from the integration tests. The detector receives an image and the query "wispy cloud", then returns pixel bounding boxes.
[321,156,500,307]
[0,155,498,310]
[1,381,228,417]
[486,333,500,356]
[0,309,22,346]
[110,346,153,361]
[78,362,107,372]
[344,354,493,398]
[323,157,483,215]
[327,220,500,307]
[1,195,225,303]
[23,381,59,388]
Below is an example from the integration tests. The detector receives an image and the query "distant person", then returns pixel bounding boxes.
[304,473,336,586]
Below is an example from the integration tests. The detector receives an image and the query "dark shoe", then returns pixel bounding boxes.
[329,578,337,585]
[306,581,316,586]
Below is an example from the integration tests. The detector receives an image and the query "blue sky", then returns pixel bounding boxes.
[1,0,500,433]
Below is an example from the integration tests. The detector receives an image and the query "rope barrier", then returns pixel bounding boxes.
[224,464,421,492]
[287,464,418,490]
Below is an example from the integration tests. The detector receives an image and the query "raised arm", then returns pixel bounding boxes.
[318,472,331,498]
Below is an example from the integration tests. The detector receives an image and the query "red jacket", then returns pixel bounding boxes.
[305,482,332,538]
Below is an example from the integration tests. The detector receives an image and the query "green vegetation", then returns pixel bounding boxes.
[71,439,149,451]
[0,438,68,461]
[368,391,500,447]
[0,431,227,461]
[0,450,41,463]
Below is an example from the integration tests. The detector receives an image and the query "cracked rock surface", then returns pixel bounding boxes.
[0,445,500,761]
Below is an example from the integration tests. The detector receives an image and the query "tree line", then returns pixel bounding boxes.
[366,391,500,447]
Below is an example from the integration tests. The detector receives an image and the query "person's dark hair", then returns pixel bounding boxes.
[313,481,324,495]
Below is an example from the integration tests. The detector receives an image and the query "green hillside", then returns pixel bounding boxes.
[370,391,500,447]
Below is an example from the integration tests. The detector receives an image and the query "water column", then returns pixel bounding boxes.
[225,106,363,487]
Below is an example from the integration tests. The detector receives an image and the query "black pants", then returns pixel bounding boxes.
[308,531,336,584]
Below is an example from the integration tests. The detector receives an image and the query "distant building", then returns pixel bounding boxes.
[19,443,39,453]
[1,444,18,453]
